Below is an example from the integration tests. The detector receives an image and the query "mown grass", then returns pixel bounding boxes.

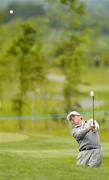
[82,66,109,85]
[0,66,109,179]
[0,133,109,180]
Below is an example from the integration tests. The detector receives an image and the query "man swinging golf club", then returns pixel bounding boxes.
[67,91,102,167]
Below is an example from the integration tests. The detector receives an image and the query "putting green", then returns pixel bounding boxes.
[0,132,28,143]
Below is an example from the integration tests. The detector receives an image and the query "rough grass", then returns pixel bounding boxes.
[0,133,109,180]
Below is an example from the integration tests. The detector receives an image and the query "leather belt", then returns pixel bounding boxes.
[79,147,98,152]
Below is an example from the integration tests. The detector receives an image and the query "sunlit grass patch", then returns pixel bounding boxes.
[0,132,28,143]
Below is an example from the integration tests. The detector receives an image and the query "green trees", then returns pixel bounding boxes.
[0,0,91,131]
[50,0,88,112]
[7,22,36,131]
[7,21,47,131]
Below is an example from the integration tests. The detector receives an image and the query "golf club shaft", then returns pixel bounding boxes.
[93,96,95,125]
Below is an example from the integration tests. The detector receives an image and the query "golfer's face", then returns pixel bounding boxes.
[70,115,81,125]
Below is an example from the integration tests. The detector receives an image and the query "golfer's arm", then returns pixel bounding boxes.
[72,128,90,140]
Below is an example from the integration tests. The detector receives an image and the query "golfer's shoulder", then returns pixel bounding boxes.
[72,125,81,133]
[72,127,77,136]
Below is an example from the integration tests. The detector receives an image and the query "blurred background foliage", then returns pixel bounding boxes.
[0,0,109,133]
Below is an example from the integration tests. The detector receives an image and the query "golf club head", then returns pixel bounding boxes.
[90,91,94,97]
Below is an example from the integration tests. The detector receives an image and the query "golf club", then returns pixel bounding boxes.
[90,91,95,125]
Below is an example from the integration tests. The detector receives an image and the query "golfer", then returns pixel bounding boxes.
[67,111,102,167]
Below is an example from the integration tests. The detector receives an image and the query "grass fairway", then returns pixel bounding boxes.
[0,133,109,180]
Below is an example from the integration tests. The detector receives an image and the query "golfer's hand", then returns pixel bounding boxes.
[89,125,96,132]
